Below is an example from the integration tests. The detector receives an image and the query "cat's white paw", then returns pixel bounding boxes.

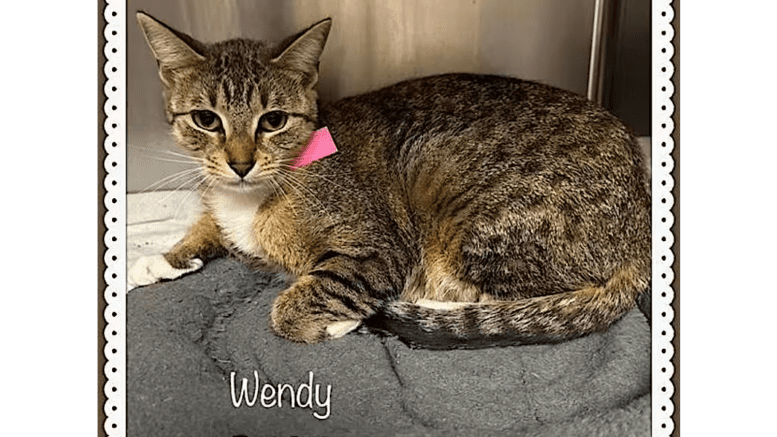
[127,255,204,292]
[325,320,361,339]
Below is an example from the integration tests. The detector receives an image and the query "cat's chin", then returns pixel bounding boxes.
[217,179,267,195]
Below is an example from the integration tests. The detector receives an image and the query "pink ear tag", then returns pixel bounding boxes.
[290,127,338,170]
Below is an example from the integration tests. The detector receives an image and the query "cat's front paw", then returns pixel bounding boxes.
[269,286,363,344]
[127,255,204,292]
[271,312,362,344]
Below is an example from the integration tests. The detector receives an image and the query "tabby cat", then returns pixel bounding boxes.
[130,12,651,349]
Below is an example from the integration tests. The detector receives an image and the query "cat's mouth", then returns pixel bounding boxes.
[216,174,276,195]
[221,179,261,192]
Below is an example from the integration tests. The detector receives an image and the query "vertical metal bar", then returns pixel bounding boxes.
[587,0,609,103]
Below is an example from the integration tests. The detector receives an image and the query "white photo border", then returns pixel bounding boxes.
[103,0,127,435]
[102,1,677,435]
[652,1,676,435]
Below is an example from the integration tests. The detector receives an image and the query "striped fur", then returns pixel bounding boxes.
[137,13,651,349]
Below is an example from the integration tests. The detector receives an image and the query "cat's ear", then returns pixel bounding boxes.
[136,11,206,85]
[272,18,332,88]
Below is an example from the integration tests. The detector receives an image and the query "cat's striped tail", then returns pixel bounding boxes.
[366,264,649,349]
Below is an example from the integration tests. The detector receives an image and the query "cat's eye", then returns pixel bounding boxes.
[258,111,288,133]
[191,110,222,132]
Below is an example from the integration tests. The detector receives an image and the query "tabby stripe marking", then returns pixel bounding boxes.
[309,270,373,316]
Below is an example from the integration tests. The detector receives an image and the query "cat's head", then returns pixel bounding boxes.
[137,12,331,192]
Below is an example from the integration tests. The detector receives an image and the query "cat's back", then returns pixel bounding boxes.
[320,73,648,206]
[321,73,643,169]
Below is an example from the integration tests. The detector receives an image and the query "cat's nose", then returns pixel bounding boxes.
[229,162,254,178]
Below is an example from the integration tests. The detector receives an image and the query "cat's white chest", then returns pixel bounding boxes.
[209,189,267,257]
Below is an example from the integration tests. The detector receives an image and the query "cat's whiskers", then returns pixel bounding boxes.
[146,157,204,166]
[199,174,219,200]
[275,169,336,227]
[133,145,203,163]
[140,167,203,194]
[155,172,209,219]
[274,157,361,196]
[172,173,214,219]
[135,146,206,196]
[160,149,203,161]
[278,165,348,204]
[133,150,208,219]
[267,175,298,219]
[286,167,353,196]
[279,170,330,209]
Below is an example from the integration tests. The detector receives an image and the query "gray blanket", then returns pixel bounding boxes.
[127,257,650,436]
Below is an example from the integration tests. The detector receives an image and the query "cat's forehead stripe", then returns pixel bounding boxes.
[207,89,217,109]
[217,80,264,111]
[220,80,231,105]
[245,85,254,107]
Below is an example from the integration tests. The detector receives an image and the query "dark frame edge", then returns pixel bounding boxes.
[669,0,679,434]
[97,1,108,437]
